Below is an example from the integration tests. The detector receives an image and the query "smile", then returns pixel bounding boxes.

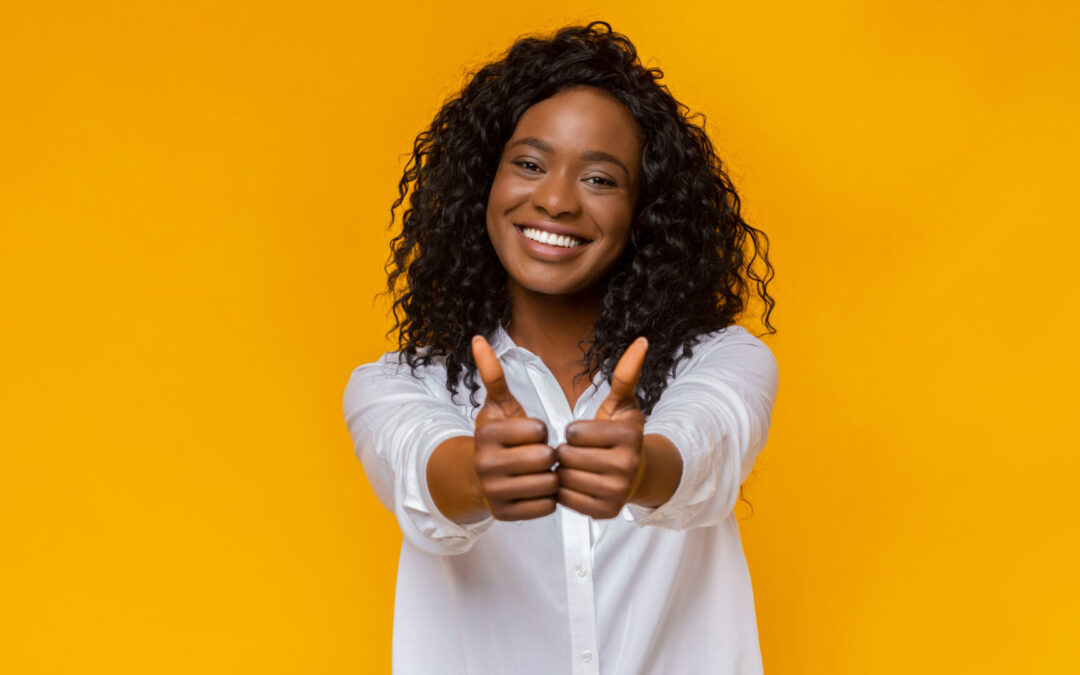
[520,227,586,248]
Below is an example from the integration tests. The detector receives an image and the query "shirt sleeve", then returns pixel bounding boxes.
[342,354,495,555]
[625,326,779,530]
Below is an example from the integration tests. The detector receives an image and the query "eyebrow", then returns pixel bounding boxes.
[508,137,631,177]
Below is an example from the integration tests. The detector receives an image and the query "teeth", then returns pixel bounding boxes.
[522,227,584,248]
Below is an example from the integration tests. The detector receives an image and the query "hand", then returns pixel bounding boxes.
[556,337,649,519]
[470,335,559,521]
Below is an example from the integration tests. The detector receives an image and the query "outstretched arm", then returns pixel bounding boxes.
[556,336,685,518]
[428,335,559,524]
[343,356,486,556]
[629,327,779,530]
[555,327,778,528]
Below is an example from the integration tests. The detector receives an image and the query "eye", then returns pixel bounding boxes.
[585,175,618,188]
[513,160,543,172]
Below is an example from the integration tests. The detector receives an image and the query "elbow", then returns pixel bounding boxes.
[397,518,485,557]
[359,446,489,556]
[395,440,493,556]
[674,442,746,531]
[396,499,491,556]
[635,403,764,531]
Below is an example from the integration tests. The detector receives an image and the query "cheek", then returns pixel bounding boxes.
[484,177,501,221]
[486,167,529,214]
[597,200,636,243]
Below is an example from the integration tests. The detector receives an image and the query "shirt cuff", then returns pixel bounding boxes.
[399,425,495,555]
[623,420,706,529]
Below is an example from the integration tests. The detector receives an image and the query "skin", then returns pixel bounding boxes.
[426,86,683,524]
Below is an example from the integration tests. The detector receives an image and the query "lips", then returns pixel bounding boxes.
[515,221,592,243]
[520,226,585,248]
[512,223,592,259]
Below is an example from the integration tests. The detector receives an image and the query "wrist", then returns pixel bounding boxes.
[427,435,491,524]
[629,433,683,508]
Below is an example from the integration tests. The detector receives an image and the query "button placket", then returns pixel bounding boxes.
[522,358,601,675]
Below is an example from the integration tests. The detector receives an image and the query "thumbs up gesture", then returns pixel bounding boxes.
[470,335,559,521]
[556,337,649,519]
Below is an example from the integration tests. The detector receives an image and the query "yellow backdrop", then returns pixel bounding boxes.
[3,1,1078,672]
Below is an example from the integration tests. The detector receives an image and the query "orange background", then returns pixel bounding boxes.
[2,1,1078,672]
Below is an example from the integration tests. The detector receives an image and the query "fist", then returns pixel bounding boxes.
[556,337,648,519]
[471,335,559,521]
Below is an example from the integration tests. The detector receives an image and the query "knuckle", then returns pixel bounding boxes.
[521,444,544,463]
[544,444,557,464]
[481,479,507,500]
[598,503,621,519]
[506,498,557,522]
[532,444,556,467]
[599,478,625,500]
[615,454,638,476]
[542,472,560,492]
[475,425,496,443]
[473,458,495,477]
[585,503,607,519]
[475,407,497,426]
[474,450,502,475]
[533,497,557,518]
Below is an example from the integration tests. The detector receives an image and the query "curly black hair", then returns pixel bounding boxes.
[384,21,775,415]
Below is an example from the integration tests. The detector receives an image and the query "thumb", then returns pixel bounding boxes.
[472,334,526,419]
[595,337,648,421]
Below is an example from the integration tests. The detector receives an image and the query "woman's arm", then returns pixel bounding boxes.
[342,355,493,556]
[632,433,683,508]
[344,337,559,554]
[426,435,488,524]
[626,326,779,530]
[433,335,558,524]
[556,337,684,517]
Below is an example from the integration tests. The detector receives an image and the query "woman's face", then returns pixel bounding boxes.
[485,85,642,298]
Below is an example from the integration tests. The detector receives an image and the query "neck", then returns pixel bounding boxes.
[506,281,604,373]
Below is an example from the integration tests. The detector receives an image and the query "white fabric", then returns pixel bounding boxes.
[342,324,779,674]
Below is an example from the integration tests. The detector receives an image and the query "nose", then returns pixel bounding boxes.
[531,171,580,218]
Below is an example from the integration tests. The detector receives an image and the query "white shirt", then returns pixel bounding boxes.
[342,324,779,674]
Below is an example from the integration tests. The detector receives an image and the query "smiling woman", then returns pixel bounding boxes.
[486,86,641,301]
[343,21,779,675]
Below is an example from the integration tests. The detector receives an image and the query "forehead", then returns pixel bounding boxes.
[508,86,641,166]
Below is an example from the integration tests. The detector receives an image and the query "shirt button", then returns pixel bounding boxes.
[581,649,592,663]
[575,564,587,578]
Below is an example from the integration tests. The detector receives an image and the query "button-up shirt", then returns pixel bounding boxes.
[342,324,779,674]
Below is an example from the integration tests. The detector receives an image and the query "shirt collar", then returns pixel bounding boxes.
[489,323,609,390]
[489,323,546,368]
[490,322,517,359]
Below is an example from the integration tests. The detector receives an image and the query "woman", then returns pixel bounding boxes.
[343,21,778,674]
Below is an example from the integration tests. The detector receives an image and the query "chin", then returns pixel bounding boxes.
[516,278,603,298]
